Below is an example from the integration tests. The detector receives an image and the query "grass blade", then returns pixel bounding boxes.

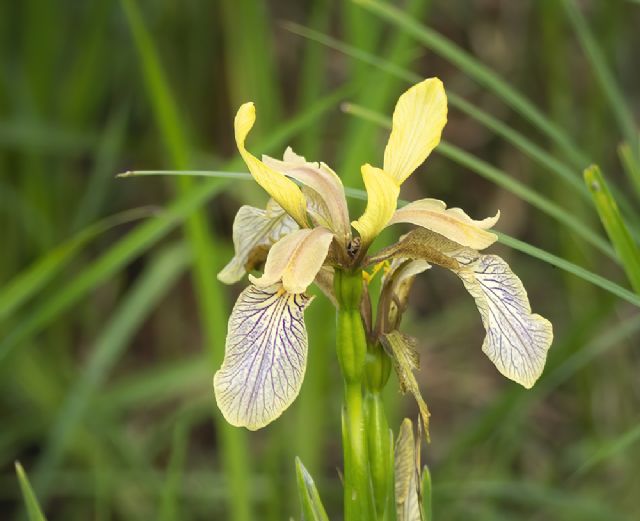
[15,462,48,521]
[584,165,640,293]
[33,243,190,497]
[0,179,226,363]
[353,0,589,168]
[574,423,640,476]
[295,457,330,521]
[159,420,190,521]
[562,0,639,156]
[496,232,640,308]
[0,207,157,322]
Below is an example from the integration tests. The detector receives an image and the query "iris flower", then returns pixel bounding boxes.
[214,78,553,431]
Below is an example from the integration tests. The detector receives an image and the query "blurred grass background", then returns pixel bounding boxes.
[1,0,639,519]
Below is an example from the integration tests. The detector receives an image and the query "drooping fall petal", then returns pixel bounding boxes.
[263,147,351,245]
[234,103,308,226]
[389,198,499,250]
[213,284,312,430]
[374,229,552,387]
[250,227,334,294]
[217,200,299,284]
[384,78,447,185]
[352,164,400,248]
[453,251,553,388]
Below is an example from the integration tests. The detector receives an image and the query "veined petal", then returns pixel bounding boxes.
[263,147,351,244]
[250,227,334,294]
[352,164,400,248]
[213,284,312,430]
[384,78,447,185]
[374,229,552,387]
[454,252,553,388]
[235,103,308,226]
[389,198,499,250]
[218,201,299,284]
[394,418,423,521]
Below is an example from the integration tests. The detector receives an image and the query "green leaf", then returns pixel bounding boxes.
[574,423,640,476]
[15,462,47,521]
[421,465,432,521]
[584,165,640,294]
[295,457,330,521]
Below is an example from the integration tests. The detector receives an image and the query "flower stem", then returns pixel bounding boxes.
[335,269,375,520]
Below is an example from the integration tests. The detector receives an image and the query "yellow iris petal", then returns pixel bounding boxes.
[383,78,448,185]
[351,164,400,248]
[389,198,500,250]
[250,227,334,294]
[234,103,308,226]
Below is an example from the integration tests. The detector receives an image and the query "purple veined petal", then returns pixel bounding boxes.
[455,253,553,388]
[213,284,313,430]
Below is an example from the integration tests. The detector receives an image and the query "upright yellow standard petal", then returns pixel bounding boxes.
[352,164,400,248]
[389,198,499,250]
[384,78,447,185]
[235,103,308,226]
[250,227,334,294]
[213,284,312,430]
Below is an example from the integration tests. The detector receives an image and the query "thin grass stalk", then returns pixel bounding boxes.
[562,0,639,158]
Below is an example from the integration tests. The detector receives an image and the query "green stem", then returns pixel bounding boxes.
[335,269,375,520]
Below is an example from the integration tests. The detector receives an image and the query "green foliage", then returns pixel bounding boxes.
[295,458,330,521]
[584,165,640,293]
[15,463,48,521]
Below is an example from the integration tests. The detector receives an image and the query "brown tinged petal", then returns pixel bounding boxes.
[389,198,499,250]
[263,147,351,245]
[381,331,431,440]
